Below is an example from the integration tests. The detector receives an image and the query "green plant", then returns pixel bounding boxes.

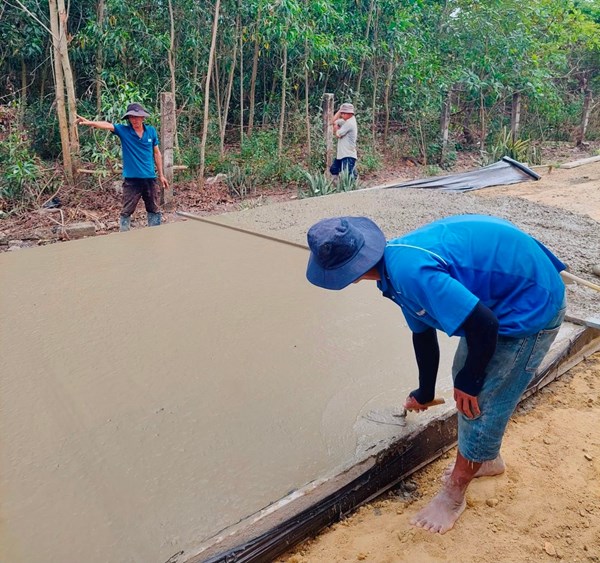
[358,146,382,174]
[298,168,364,198]
[336,168,364,192]
[225,165,257,199]
[424,164,443,177]
[298,170,334,198]
[483,127,542,166]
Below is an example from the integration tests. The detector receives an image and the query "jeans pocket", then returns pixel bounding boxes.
[525,325,561,374]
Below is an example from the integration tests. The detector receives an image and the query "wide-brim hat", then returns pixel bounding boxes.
[122,103,150,119]
[338,103,355,114]
[306,217,386,290]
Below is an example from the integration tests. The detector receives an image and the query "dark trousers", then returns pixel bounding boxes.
[330,157,357,177]
[121,178,160,217]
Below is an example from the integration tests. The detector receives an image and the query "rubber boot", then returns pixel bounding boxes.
[147,212,161,227]
[119,216,131,232]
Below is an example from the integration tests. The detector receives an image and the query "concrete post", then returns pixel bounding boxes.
[160,92,175,206]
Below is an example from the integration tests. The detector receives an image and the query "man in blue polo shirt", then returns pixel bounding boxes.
[77,103,169,231]
[305,214,566,535]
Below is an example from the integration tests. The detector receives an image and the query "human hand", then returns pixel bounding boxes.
[159,175,169,189]
[403,394,445,412]
[76,115,91,126]
[453,388,480,419]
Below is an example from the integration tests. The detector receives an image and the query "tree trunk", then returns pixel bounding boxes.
[370,70,379,143]
[48,0,73,184]
[323,93,334,173]
[247,7,261,137]
[510,91,521,144]
[198,0,221,187]
[167,0,178,151]
[383,57,394,145]
[239,8,244,146]
[304,39,311,164]
[19,57,27,123]
[56,0,80,163]
[277,42,287,159]
[212,55,223,138]
[39,50,47,102]
[577,86,593,146]
[479,89,486,154]
[220,15,239,159]
[439,88,452,165]
[95,0,105,113]
[370,6,381,143]
[356,0,375,96]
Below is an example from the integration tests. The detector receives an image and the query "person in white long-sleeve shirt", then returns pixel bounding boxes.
[330,102,358,179]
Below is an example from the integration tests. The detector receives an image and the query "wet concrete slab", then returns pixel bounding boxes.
[0,220,457,563]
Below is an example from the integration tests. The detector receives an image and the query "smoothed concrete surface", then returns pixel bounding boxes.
[1,220,456,563]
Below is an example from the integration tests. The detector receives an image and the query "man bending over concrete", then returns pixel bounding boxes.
[305,214,566,534]
[77,103,169,232]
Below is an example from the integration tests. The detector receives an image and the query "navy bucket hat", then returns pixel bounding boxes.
[306,217,386,290]
[122,103,150,120]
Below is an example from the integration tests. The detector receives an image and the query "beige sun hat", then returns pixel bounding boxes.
[338,103,355,114]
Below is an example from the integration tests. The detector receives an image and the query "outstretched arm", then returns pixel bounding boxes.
[76,115,115,132]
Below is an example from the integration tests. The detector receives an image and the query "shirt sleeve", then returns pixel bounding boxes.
[393,262,479,336]
[111,123,123,138]
[336,120,351,137]
[152,127,159,147]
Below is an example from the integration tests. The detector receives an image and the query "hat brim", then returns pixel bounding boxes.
[306,217,386,290]
[122,110,150,119]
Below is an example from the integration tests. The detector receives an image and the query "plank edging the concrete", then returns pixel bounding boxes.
[189,326,600,563]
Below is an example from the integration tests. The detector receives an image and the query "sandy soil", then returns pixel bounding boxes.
[268,161,600,563]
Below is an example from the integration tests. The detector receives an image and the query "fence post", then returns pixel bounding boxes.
[160,92,175,206]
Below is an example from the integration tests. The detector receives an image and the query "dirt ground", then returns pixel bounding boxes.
[271,159,600,563]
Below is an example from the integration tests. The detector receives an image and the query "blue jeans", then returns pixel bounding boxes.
[452,297,566,462]
[330,157,357,177]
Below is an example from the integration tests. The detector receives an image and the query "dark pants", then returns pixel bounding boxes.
[330,157,357,177]
[121,178,160,217]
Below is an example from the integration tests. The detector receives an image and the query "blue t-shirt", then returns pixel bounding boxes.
[112,123,159,179]
[377,215,565,338]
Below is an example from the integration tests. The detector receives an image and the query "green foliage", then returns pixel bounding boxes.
[424,164,443,177]
[358,145,382,174]
[2,0,600,211]
[24,101,62,160]
[0,129,41,207]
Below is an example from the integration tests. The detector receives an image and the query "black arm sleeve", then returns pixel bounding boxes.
[453,301,499,396]
[409,327,439,404]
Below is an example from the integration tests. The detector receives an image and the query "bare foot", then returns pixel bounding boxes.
[441,455,505,483]
[410,486,466,534]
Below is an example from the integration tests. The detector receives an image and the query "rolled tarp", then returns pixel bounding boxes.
[385,156,540,192]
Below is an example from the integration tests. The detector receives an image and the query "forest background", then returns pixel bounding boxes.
[1,0,600,215]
